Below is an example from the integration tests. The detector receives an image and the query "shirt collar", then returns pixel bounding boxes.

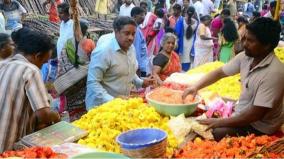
[110,33,131,54]
[247,52,275,73]
[112,35,122,52]
[62,19,72,25]
[12,54,30,62]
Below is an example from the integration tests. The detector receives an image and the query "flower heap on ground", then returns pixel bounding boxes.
[174,134,282,158]
[73,98,178,156]
[274,47,284,63]
[187,61,241,100]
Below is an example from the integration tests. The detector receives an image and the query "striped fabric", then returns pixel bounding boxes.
[0,54,50,152]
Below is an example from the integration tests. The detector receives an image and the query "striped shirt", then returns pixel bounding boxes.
[0,54,50,152]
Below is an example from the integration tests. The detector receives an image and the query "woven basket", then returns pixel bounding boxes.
[247,137,284,157]
[121,138,167,158]
[63,77,87,111]
[259,137,284,154]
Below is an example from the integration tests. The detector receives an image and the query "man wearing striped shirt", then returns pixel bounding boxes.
[0,28,60,152]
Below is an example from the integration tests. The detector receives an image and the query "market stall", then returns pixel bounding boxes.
[1,49,283,158]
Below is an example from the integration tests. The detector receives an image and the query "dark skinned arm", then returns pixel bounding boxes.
[182,67,228,99]
[34,107,60,130]
[199,106,269,130]
[152,65,163,86]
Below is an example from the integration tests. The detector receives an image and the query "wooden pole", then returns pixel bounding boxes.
[274,0,281,21]
[70,0,82,67]
[70,0,82,42]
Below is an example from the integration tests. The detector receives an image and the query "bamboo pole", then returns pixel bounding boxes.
[274,0,281,21]
[70,0,82,42]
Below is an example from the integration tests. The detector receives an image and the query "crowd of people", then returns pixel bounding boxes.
[0,0,283,153]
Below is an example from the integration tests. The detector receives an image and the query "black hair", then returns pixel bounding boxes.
[57,2,69,14]
[246,17,281,51]
[113,16,137,31]
[156,0,165,9]
[221,8,231,17]
[131,7,145,17]
[237,16,249,24]
[140,1,148,7]
[185,6,196,39]
[165,27,175,34]
[221,18,238,42]
[200,15,212,22]
[270,1,277,8]
[0,33,10,48]
[80,20,89,37]
[156,8,164,18]
[11,28,54,55]
[262,4,268,10]
[252,11,261,18]
[173,3,182,11]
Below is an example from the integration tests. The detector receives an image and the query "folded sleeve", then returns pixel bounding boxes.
[222,52,243,76]
[25,70,50,111]
[253,72,284,108]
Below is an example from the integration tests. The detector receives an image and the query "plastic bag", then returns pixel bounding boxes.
[168,114,193,144]
[189,114,214,140]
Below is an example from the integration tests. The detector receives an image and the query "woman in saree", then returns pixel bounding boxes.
[193,15,215,67]
[193,15,217,67]
[152,33,181,85]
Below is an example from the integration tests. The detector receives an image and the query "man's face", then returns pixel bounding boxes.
[125,0,132,5]
[35,50,52,68]
[243,30,270,58]
[58,10,69,22]
[173,8,181,16]
[115,24,136,51]
[134,12,145,25]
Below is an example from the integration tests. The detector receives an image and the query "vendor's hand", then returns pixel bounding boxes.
[142,77,156,88]
[182,86,198,100]
[50,111,61,124]
[197,118,221,131]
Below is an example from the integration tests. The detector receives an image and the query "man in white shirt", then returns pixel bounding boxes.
[119,0,135,17]
[194,0,205,20]
[202,0,215,15]
[57,2,74,58]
